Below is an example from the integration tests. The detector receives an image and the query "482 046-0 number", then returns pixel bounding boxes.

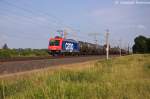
[65,43,74,52]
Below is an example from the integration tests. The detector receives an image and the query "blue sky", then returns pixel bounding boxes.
[0,0,150,48]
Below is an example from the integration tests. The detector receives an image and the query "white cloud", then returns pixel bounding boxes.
[137,24,146,29]
[35,16,48,22]
[91,7,130,20]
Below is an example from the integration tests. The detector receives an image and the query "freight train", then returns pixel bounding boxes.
[48,36,127,56]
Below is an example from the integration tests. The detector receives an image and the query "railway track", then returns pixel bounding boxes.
[0,55,99,62]
[0,55,109,76]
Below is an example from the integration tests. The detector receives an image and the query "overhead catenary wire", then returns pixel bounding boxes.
[0,12,56,32]
[0,3,60,30]
[0,14,56,40]
[0,0,107,46]
[1,0,97,42]
[0,1,63,40]
[1,0,76,33]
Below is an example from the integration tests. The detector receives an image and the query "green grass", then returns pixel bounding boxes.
[0,54,150,99]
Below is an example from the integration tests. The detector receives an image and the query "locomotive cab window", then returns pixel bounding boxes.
[49,40,60,46]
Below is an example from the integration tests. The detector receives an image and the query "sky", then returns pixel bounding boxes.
[0,0,150,49]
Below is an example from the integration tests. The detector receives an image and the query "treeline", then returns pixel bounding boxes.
[0,48,49,58]
[133,35,150,53]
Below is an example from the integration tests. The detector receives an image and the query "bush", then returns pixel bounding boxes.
[0,49,49,58]
[0,49,11,58]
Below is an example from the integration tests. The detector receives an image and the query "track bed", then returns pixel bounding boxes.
[0,56,107,75]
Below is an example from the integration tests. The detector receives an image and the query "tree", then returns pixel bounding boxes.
[2,43,9,49]
[147,38,150,53]
[132,35,149,53]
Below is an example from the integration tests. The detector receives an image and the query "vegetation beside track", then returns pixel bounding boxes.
[0,49,49,58]
[0,54,150,99]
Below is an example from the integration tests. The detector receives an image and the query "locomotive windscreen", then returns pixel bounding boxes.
[49,40,60,46]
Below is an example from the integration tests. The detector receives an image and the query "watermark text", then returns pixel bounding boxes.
[115,0,150,5]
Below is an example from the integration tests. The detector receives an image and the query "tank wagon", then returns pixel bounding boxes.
[48,36,104,56]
